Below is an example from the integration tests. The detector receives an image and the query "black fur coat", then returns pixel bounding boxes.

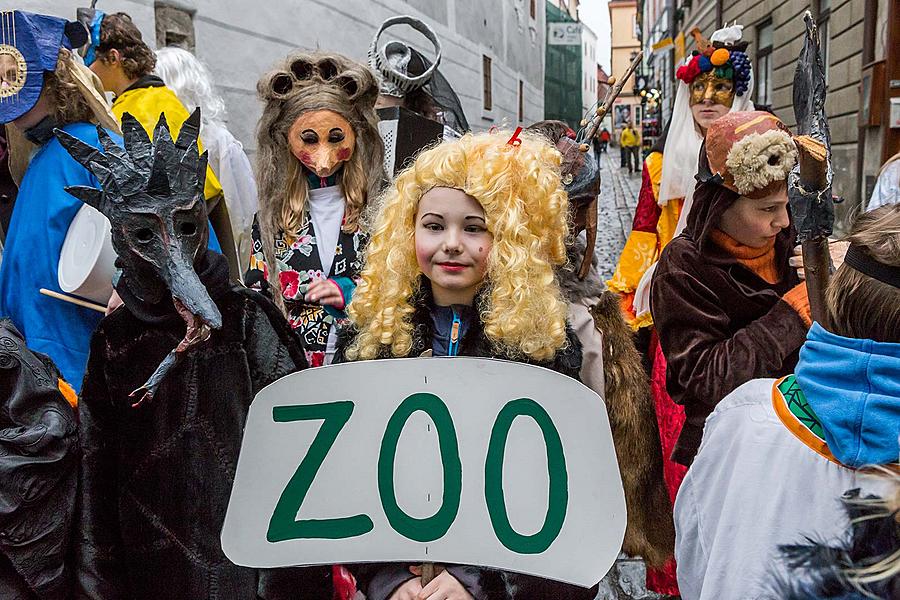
[75,252,332,600]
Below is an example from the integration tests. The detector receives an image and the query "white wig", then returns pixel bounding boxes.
[154,47,227,126]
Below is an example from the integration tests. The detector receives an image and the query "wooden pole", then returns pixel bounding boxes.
[791,14,834,324]
[581,52,643,148]
[420,563,436,586]
[801,239,830,324]
[795,134,831,324]
[40,288,106,313]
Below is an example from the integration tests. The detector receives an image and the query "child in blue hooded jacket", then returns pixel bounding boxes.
[672,204,900,600]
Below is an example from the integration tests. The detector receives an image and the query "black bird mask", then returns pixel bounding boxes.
[56,109,222,405]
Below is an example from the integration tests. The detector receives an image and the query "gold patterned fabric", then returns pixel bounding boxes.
[609,230,658,294]
[609,150,684,327]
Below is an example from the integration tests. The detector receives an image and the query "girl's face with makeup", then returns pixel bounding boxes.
[415,187,493,306]
[288,109,355,178]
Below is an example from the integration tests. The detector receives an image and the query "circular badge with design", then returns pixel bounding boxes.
[0,44,27,99]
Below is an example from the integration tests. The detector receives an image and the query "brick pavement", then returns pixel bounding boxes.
[593,146,643,282]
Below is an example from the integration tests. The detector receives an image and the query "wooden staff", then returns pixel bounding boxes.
[580,51,643,151]
[40,288,107,313]
[791,13,834,325]
[795,135,831,324]
[421,562,436,586]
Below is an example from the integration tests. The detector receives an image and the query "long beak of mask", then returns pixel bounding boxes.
[165,245,223,334]
[129,247,222,407]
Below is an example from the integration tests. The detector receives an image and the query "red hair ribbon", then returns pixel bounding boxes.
[507,126,523,147]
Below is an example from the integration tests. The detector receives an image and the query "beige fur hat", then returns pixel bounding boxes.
[705,111,798,199]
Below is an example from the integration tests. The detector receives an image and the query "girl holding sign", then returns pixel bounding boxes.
[336,131,592,599]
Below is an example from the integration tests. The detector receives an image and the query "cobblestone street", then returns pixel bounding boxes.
[593,146,642,283]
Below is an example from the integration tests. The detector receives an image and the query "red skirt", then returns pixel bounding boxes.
[645,331,687,596]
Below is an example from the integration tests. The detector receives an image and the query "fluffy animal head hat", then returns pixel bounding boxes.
[255,51,385,312]
[700,111,798,198]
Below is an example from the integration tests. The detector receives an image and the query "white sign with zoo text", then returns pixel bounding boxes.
[221,357,625,587]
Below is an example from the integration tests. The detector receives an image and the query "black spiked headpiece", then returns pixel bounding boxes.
[59,110,207,212]
[56,109,222,406]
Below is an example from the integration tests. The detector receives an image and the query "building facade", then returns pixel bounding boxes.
[639,0,675,121]
[545,1,584,127]
[582,22,599,117]
[640,0,900,222]
[610,0,642,134]
[19,0,548,154]
[553,0,582,21]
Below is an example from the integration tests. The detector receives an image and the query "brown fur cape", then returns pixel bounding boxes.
[562,242,675,567]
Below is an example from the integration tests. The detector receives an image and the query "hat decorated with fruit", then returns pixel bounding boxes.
[676,24,753,97]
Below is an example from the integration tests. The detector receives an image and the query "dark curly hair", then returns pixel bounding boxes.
[96,12,156,79]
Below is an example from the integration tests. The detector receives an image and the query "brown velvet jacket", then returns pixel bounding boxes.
[650,182,809,466]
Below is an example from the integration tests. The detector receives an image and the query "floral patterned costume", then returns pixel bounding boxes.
[245,181,362,367]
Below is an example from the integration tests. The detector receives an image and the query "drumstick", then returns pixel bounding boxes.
[40,288,107,313]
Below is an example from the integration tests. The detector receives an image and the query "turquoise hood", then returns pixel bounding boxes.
[796,323,900,468]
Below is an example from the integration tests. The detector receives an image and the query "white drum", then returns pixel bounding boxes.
[58,204,116,304]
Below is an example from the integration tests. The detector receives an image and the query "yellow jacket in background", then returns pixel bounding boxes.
[620,127,639,147]
[112,83,223,201]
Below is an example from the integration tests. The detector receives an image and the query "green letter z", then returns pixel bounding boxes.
[267,401,374,542]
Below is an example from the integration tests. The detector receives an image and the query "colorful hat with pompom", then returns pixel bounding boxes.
[676,25,753,97]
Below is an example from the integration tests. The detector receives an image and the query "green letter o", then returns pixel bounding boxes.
[378,393,462,542]
[485,398,568,554]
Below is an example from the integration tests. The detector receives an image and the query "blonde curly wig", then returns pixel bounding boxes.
[346,130,571,362]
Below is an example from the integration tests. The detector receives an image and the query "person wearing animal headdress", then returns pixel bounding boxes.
[526,120,675,571]
[246,51,386,367]
[0,10,120,392]
[675,205,900,599]
[651,111,822,473]
[0,319,78,600]
[58,110,331,599]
